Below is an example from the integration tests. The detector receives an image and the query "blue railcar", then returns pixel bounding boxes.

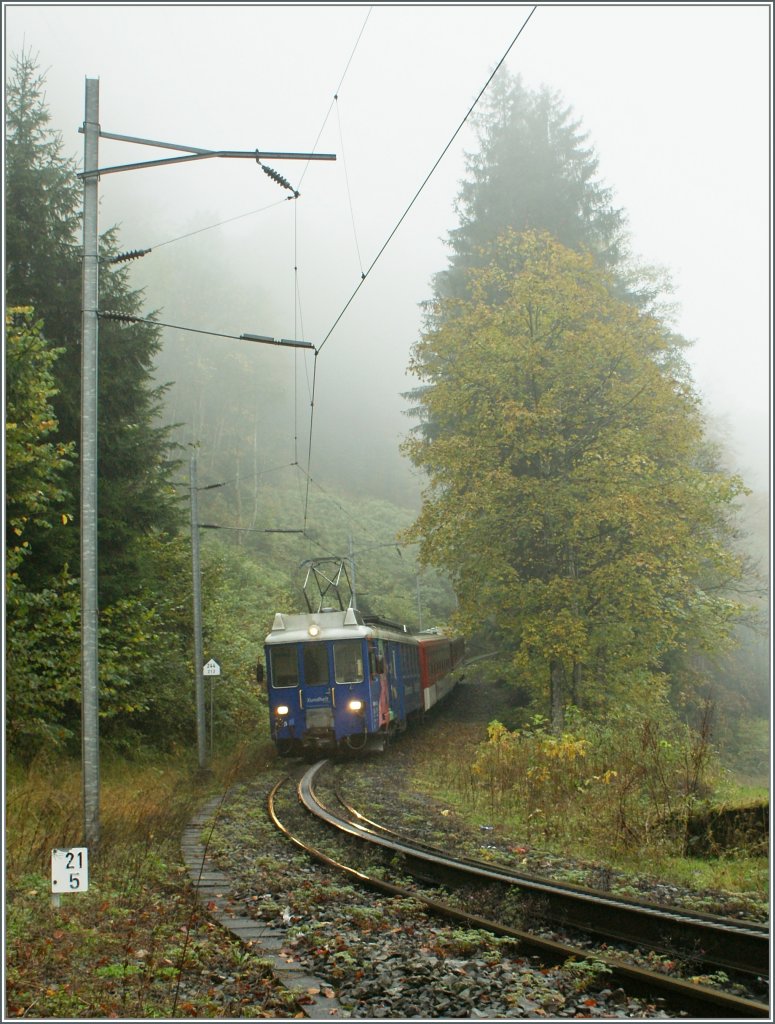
[263,607,462,756]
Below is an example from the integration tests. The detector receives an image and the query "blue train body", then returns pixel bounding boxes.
[263,608,463,756]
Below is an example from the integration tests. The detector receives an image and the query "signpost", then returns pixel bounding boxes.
[51,847,89,908]
[204,660,221,756]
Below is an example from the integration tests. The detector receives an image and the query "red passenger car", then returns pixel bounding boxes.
[417,631,465,712]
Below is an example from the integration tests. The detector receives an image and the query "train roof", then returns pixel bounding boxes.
[264,608,416,645]
[263,608,460,647]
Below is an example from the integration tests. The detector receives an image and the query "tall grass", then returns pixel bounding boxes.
[421,707,769,894]
[7,751,200,883]
[6,737,277,878]
[5,738,284,1019]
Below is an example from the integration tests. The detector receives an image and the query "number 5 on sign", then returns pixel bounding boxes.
[51,847,89,893]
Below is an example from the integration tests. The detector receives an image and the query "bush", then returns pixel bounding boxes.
[466,706,722,856]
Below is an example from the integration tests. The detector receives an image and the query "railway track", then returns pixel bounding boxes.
[325,771,769,977]
[269,760,770,1019]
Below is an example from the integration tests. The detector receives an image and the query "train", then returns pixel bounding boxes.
[260,607,465,757]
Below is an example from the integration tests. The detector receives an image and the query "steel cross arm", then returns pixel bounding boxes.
[77,127,335,178]
[349,542,405,558]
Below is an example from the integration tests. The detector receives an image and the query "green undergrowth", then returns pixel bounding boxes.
[421,772,768,909]
[408,708,769,909]
[5,740,299,1018]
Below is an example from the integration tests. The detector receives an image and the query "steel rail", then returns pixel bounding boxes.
[267,773,769,1019]
[297,762,769,979]
[331,779,770,980]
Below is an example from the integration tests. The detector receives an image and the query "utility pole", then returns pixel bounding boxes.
[349,534,357,609]
[346,540,404,615]
[81,78,100,847]
[189,452,206,771]
[77,76,335,838]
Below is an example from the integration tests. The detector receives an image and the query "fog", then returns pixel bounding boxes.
[5,3,771,507]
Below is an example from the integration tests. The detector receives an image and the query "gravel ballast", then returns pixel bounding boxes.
[202,779,682,1019]
[189,678,767,1017]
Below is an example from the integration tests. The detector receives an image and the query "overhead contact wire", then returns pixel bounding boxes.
[316,6,537,357]
[337,97,365,278]
[292,6,373,543]
[294,199,300,470]
[300,466,403,549]
[150,198,289,251]
[296,6,373,192]
[301,8,536,534]
[302,353,319,537]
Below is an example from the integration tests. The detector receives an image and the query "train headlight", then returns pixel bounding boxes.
[308,624,321,637]
[275,704,290,717]
[347,699,364,713]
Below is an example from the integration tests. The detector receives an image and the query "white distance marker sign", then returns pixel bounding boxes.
[51,847,89,892]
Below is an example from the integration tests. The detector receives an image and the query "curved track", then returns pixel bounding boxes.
[268,760,770,1019]
[327,773,769,978]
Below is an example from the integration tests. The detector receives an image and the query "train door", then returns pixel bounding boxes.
[299,642,334,738]
[388,643,406,727]
[371,638,390,730]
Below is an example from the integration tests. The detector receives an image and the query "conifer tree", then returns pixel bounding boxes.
[5,50,182,601]
[405,72,681,439]
[435,72,628,301]
[5,52,191,754]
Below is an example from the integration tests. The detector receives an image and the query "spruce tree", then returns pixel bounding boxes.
[405,72,678,440]
[435,72,629,300]
[5,52,82,337]
[5,50,182,602]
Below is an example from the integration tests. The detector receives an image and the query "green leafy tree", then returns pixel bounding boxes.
[5,308,74,563]
[5,569,82,753]
[405,72,681,444]
[403,232,747,729]
[5,51,82,595]
[4,309,194,755]
[5,309,79,752]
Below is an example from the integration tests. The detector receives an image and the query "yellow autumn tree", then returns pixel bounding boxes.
[403,231,747,729]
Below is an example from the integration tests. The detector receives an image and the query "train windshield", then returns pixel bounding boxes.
[269,645,299,688]
[334,640,364,684]
[302,644,328,686]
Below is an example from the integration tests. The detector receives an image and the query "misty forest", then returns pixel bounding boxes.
[5,50,769,783]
